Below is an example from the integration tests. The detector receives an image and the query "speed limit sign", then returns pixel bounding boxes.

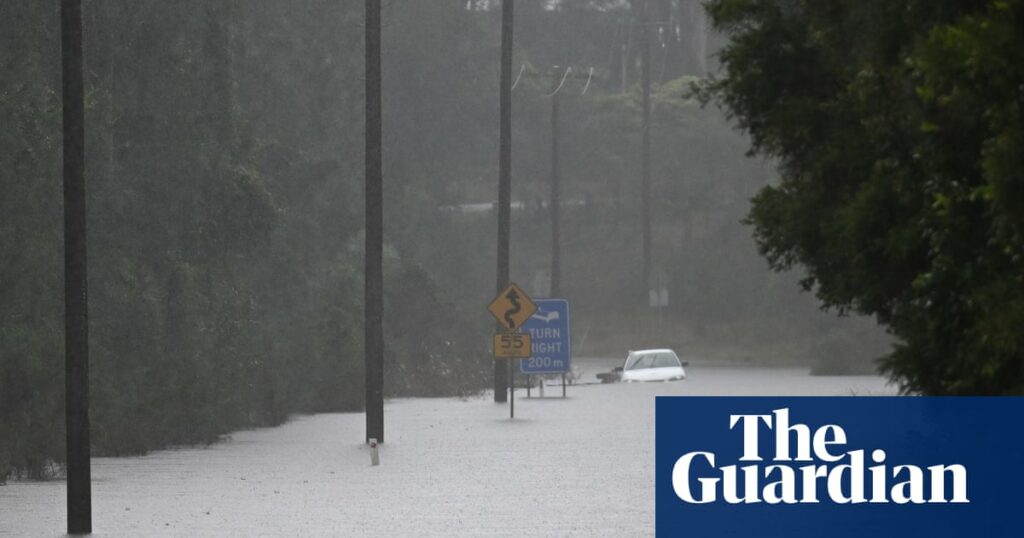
[493,331,532,358]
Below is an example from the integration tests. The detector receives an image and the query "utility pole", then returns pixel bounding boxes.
[364,0,384,443]
[494,0,514,403]
[639,0,653,298]
[549,80,561,298]
[62,0,91,533]
[519,66,592,299]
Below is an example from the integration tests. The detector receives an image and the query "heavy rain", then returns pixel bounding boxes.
[2,0,1021,536]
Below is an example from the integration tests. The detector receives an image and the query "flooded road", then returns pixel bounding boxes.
[0,361,895,537]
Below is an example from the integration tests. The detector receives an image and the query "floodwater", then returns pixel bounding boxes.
[0,361,896,537]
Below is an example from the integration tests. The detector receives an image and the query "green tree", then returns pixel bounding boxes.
[2,1,498,477]
[700,0,1024,394]
[0,0,64,479]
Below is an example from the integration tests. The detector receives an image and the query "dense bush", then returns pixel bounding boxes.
[0,1,490,479]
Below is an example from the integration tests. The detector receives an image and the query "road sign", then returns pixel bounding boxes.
[493,332,532,358]
[487,282,538,331]
[520,299,570,374]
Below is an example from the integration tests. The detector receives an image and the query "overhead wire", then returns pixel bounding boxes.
[511,64,527,91]
[545,66,573,97]
[580,67,594,95]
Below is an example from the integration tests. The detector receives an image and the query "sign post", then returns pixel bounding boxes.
[488,283,537,418]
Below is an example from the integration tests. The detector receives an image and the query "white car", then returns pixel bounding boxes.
[621,349,687,382]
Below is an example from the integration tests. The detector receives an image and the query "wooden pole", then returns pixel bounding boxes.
[549,81,561,298]
[640,0,653,297]
[495,0,514,403]
[62,0,91,533]
[364,0,384,443]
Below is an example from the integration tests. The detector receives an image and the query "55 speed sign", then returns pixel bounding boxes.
[493,332,532,358]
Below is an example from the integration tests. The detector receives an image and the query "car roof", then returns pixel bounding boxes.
[628,348,676,355]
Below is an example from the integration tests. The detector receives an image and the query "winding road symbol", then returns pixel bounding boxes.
[487,282,537,331]
[504,289,522,328]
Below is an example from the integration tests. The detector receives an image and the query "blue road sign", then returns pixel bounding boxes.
[520,299,570,374]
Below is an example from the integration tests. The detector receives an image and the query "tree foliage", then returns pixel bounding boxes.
[0,0,491,479]
[700,0,1024,394]
[1,0,894,481]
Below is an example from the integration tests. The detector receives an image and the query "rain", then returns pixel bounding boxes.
[4,0,1019,536]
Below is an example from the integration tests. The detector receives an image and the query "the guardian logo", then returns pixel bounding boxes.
[672,408,969,505]
[657,398,1021,536]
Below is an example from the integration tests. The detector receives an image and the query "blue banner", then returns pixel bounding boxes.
[520,299,570,374]
[656,397,1024,537]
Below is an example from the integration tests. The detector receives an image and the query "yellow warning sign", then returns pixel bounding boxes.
[493,332,532,358]
[487,282,538,331]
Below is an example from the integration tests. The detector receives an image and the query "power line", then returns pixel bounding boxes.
[545,66,573,97]
[580,67,595,95]
[511,64,527,91]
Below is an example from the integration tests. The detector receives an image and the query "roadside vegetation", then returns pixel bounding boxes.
[6,0,975,481]
[700,0,1024,394]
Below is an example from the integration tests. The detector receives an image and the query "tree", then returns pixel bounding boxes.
[2,1,497,478]
[699,0,1024,394]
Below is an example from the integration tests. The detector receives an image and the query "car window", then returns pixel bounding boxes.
[625,352,679,370]
[634,355,655,370]
[653,354,680,368]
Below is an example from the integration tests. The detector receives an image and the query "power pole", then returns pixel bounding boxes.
[518,67,592,299]
[62,0,91,534]
[364,0,384,443]
[549,83,561,298]
[494,0,514,403]
[640,0,653,298]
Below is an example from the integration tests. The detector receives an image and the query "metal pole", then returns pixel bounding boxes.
[509,360,515,418]
[495,0,514,403]
[550,79,561,299]
[640,0,653,297]
[364,0,384,444]
[62,0,91,533]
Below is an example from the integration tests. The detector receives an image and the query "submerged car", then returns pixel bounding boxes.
[621,349,686,382]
